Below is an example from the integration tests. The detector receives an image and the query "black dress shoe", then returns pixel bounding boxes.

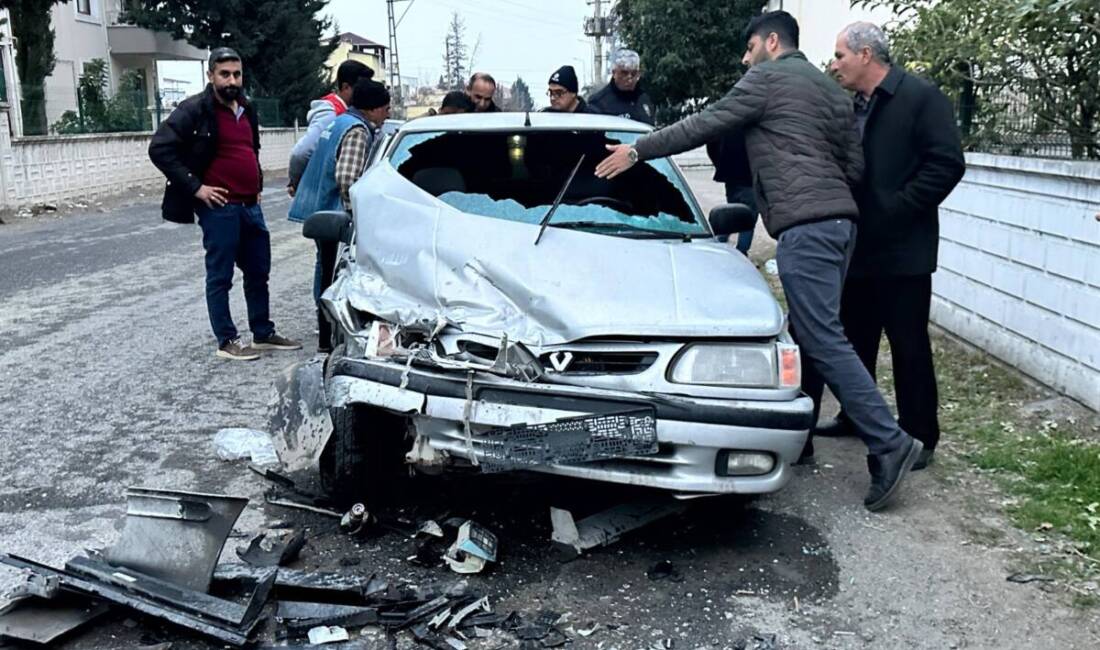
[813,415,856,438]
[864,436,924,512]
[911,448,935,471]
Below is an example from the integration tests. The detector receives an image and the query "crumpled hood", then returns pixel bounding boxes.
[334,164,784,347]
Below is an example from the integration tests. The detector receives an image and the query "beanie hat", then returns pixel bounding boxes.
[352,79,390,110]
[548,65,579,94]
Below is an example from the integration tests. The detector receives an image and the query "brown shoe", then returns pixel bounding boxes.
[217,338,260,361]
[252,333,302,351]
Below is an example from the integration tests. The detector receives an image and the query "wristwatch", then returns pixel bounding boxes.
[627,147,639,164]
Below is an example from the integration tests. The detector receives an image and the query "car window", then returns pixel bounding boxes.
[386,129,709,238]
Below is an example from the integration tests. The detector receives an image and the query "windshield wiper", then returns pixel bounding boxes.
[534,154,586,245]
[549,221,702,240]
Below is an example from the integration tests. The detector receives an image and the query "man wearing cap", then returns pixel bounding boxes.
[149,47,301,361]
[288,60,375,197]
[587,49,655,125]
[545,66,593,114]
[289,79,391,351]
[467,73,502,112]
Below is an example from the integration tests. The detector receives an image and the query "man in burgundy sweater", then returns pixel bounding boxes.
[150,48,301,360]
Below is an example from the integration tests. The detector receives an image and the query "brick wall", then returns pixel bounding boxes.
[934,154,1100,410]
[0,127,297,208]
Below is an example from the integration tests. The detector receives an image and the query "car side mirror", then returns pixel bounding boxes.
[708,203,756,238]
[302,210,353,244]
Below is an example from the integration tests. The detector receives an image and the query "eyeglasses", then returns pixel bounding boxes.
[547,89,568,99]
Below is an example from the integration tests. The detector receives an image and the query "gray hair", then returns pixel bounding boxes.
[612,49,640,70]
[843,22,891,64]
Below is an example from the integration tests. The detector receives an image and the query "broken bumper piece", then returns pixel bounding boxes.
[328,358,813,495]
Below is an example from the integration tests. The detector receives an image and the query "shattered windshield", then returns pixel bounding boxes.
[387,130,709,238]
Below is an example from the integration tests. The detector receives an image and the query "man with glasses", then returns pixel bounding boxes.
[587,49,655,125]
[149,47,301,360]
[544,65,594,114]
[467,72,502,112]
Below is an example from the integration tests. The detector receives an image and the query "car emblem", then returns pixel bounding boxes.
[548,351,574,372]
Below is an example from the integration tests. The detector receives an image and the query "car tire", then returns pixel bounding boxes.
[319,345,410,507]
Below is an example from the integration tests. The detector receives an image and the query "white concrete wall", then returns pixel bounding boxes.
[764,0,899,68]
[1,128,297,207]
[933,154,1100,411]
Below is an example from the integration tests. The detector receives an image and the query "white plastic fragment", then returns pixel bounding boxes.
[307,625,350,644]
[213,428,279,465]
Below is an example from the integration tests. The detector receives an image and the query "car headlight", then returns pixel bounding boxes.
[669,343,801,388]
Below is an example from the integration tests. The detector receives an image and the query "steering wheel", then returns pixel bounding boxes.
[574,196,634,212]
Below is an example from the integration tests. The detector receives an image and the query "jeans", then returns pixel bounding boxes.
[196,202,275,346]
[776,218,906,455]
[724,184,757,255]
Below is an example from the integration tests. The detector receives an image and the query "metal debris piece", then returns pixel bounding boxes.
[66,555,274,628]
[417,520,445,538]
[105,487,249,593]
[341,503,374,535]
[308,625,350,644]
[550,499,687,558]
[269,356,333,472]
[213,565,386,604]
[448,596,490,629]
[443,521,498,574]
[237,529,307,567]
[475,409,658,473]
[0,594,109,645]
[264,492,343,518]
[7,572,61,600]
[1006,573,1056,584]
[0,554,260,646]
[574,623,600,637]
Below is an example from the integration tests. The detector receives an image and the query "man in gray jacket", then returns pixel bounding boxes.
[287,60,374,196]
[596,11,923,512]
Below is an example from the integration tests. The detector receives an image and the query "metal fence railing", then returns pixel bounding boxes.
[956,80,1099,160]
[14,84,285,137]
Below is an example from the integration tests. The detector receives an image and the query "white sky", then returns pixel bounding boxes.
[325,0,599,107]
[156,0,602,108]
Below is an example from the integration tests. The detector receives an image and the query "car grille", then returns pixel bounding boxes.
[540,351,658,375]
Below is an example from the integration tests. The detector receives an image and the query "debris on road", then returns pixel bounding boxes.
[237,529,307,567]
[550,499,687,558]
[443,521,498,574]
[1006,573,1056,584]
[308,624,351,644]
[213,427,280,466]
[341,503,375,535]
[646,560,684,583]
[0,593,109,645]
[269,357,332,472]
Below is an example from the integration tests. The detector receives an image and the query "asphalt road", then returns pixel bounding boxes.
[0,173,1097,649]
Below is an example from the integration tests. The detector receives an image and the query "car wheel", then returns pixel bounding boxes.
[319,404,409,507]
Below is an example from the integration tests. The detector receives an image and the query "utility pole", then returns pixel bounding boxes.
[584,0,613,86]
[386,0,410,117]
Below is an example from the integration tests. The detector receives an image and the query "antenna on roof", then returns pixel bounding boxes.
[524,110,531,127]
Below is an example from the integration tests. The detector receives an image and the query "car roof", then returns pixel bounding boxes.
[395,112,654,134]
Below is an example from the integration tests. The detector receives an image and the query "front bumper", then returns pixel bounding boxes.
[327,357,813,495]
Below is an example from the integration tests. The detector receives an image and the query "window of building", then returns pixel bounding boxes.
[77,0,92,15]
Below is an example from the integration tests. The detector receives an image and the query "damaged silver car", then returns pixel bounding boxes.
[304,112,813,504]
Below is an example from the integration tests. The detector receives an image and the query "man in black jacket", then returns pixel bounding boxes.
[596,12,924,512]
[816,23,966,470]
[149,47,300,361]
[587,49,655,125]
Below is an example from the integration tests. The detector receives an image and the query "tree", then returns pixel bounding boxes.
[855,0,1099,158]
[508,77,534,111]
[122,0,338,127]
[613,0,767,123]
[441,12,467,90]
[2,0,69,135]
[53,60,150,134]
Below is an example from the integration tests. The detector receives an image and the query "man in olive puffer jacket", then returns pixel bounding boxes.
[596,11,923,512]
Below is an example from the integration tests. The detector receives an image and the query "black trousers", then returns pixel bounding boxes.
[315,240,339,349]
[837,274,940,450]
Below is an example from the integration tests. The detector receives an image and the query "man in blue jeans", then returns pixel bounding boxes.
[149,47,301,360]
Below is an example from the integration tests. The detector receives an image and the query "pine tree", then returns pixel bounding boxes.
[508,77,534,112]
[1,0,69,135]
[441,12,467,90]
[122,0,338,126]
